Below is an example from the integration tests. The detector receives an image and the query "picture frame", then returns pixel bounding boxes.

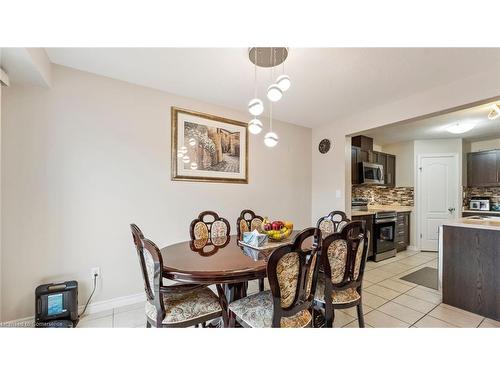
[171,107,248,183]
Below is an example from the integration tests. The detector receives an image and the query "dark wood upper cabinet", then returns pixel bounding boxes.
[467,150,500,187]
[351,135,396,186]
[386,154,396,187]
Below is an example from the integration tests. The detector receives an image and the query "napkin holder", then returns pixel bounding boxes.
[242,230,268,248]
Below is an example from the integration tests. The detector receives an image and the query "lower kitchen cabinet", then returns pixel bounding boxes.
[353,214,374,258]
[395,212,410,251]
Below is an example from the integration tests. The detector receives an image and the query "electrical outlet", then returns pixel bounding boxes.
[91,267,101,280]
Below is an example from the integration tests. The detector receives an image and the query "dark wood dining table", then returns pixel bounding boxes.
[160,231,306,326]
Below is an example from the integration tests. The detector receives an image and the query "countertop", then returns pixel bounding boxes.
[443,217,500,231]
[351,205,413,217]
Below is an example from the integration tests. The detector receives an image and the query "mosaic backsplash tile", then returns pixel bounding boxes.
[463,186,500,207]
[352,185,414,206]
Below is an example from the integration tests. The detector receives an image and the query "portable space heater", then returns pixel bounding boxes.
[35,281,79,328]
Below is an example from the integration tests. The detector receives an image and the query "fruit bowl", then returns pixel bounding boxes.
[261,218,294,242]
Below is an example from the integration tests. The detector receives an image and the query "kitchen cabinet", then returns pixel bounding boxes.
[351,147,396,187]
[394,212,410,251]
[467,150,500,187]
[353,214,374,258]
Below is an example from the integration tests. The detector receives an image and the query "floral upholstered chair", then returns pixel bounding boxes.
[190,211,231,240]
[316,211,350,238]
[130,224,222,328]
[236,209,266,292]
[228,228,322,328]
[313,221,369,328]
[236,209,264,238]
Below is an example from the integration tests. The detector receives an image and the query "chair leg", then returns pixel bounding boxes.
[201,322,206,328]
[258,278,265,292]
[228,313,236,328]
[325,304,333,328]
[146,321,151,328]
[195,324,199,328]
[356,303,365,328]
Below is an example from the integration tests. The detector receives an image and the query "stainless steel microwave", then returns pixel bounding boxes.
[360,162,385,184]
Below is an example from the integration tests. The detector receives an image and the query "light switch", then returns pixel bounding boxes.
[335,190,341,198]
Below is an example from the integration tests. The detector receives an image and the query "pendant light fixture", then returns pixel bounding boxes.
[488,103,500,120]
[247,47,289,148]
[248,49,264,116]
[264,102,279,147]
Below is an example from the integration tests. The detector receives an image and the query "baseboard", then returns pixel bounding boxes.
[1,292,146,326]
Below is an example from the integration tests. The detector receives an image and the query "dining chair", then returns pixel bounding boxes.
[227,227,322,328]
[130,224,222,328]
[316,210,350,238]
[190,211,231,239]
[313,221,369,328]
[237,209,266,292]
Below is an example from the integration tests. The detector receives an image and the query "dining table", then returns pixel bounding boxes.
[159,230,310,326]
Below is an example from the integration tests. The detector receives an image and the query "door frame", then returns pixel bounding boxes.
[416,153,460,251]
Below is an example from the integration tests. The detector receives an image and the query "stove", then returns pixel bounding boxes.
[373,210,397,262]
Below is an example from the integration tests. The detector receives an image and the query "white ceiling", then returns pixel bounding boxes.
[356,100,500,145]
[44,48,500,128]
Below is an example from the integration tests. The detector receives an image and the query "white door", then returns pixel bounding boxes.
[418,154,459,252]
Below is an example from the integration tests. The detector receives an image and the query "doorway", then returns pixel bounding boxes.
[417,154,460,252]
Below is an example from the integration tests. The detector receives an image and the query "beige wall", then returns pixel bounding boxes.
[311,69,500,224]
[468,137,500,152]
[0,83,2,321]
[1,65,312,321]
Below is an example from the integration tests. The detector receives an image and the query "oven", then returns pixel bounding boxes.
[361,162,385,184]
[373,211,397,262]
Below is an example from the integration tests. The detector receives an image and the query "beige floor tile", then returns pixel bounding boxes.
[413,315,456,328]
[361,280,374,289]
[114,308,147,328]
[390,276,418,288]
[478,318,500,328]
[364,310,409,328]
[363,269,393,283]
[377,301,425,324]
[392,294,437,314]
[332,310,356,328]
[342,320,373,328]
[414,285,441,296]
[364,261,381,270]
[343,304,373,318]
[428,304,483,327]
[377,279,415,293]
[365,284,402,300]
[405,287,442,304]
[395,251,418,259]
[362,291,388,309]
[78,315,113,328]
[378,262,415,275]
[438,303,482,320]
[398,256,429,267]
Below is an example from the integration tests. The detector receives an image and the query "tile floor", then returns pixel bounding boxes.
[78,250,500,328]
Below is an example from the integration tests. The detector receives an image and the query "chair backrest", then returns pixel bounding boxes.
[189,235,231,257]
[190,211,231,240]
[236,209,264,238]
[130,224,165,324]
[321,221,369,292]
[267,227,322,327]
[316,210,350,238]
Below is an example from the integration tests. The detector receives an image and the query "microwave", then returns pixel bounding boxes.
[360,162,385,184]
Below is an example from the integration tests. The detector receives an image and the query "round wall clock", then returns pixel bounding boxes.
[318,138,331,154]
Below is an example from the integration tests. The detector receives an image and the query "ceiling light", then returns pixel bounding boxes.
[264,132,279,147]
[488,104,500,120]
[267,84,283,102]
[446,122,475,134]
[276,74,291,92]
[248,98,264,116]
[248,118,263,135]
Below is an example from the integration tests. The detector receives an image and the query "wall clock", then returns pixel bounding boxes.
[318,138,331,154]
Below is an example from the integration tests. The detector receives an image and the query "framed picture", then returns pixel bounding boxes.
[171,107,248,184]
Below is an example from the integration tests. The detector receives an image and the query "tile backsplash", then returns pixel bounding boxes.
[463,186,500,207]
[352,185,414,206]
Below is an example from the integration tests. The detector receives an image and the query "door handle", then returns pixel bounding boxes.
[448,208,456,214]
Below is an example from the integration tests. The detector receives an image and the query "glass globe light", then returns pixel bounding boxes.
[177,151,184,158]
[182,155,190,163]
[248,119,263,135]
[264,132,279,147]
[248,98,264,116]
[180,146,188,154]
[190,162,198,170]
[276,74,291,92]
[188,138,196,147]
[267,84,283,102]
